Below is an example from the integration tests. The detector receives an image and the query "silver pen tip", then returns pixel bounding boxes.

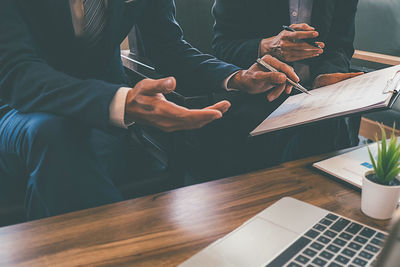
[298,84,311,95]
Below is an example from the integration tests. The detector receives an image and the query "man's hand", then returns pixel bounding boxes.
[313,72,364,89]
[259,23,325,62]
[228,55,300,102]
[125,77,230,132]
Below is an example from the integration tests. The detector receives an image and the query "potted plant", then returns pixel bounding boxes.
[361,125,400,220]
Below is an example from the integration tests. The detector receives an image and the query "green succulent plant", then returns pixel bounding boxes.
[367,124,400,185]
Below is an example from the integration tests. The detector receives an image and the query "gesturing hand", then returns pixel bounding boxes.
[313,72,364,89]
[259,23,325,62]
[125,77,231,132]
[228,55,300,102]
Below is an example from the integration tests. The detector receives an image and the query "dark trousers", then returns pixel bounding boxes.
[0,109,141,220]
[0,99,360,220]
[186,92,361,182]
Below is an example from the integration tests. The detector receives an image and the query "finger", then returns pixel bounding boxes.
[158,100,223,122]
[262,55,299,83]
[285,84,293,94]
[315,42,325,48]
[205,100,231,114]
[140,77,176,96]
[345,72,364,78]
[327,72,364,80]
[290,23,315,31]
[282,31,319,41]
[158,109,222,131]
[332,72,364,83]
[283,50,322,62]
[249,71,287,94]
[175,109,224,130]
[149,100,223,131]
[261,71,287,84]
[313,72,364,89]
[290,53,321,62]
[282,41,323,53]
[267,83,286,102]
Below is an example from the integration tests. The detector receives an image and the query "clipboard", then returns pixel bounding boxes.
[250,65,400,137]
[386,70,400,111]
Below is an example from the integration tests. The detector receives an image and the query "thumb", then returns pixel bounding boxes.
[205,100,231,114]
[141,77,176,96]
[346,72,364,78]
[333,72,363,80]
[290,23,315,31]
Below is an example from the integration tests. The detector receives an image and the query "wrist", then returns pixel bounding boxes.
[124,88,136,125]
[259,37,276,57]
[227,70,246,91]
[109,87,132,128]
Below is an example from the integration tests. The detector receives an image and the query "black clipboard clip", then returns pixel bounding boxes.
[383,70,400,94]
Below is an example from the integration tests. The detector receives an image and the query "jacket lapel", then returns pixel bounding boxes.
[311,0,335,41]
[103,0,125,47]
[42,0,76,40]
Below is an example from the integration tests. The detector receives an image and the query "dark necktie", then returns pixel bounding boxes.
[83,0,107,46]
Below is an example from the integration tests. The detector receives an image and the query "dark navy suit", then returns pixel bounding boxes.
[0,0,240,219]
[212,0,359,78]
[208,0,361,168]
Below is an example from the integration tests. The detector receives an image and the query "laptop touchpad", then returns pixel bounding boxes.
[208,217,299,267]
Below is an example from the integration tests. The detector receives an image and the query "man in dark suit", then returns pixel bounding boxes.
[0,0,299,220]
[211,0,361,164]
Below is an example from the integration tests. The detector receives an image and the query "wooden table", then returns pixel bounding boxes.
[0,154,391,266]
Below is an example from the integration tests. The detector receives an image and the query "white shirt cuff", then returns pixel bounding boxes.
[223,71,241,91]
[109,87,134,129]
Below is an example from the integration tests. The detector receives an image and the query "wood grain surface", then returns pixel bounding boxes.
[0,154,392,266]
[353,50,400,66]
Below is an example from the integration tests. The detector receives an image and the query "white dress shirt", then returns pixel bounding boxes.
[69,0,235,128]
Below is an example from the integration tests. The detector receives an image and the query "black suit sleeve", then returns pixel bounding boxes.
[310,0,359,79]
[136,0,241,95]
[0,0,121,129]
[211,0,262,69]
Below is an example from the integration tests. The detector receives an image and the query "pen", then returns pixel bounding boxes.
[282,25,322,49]
[256,58,311,95]
[133,69,184,100]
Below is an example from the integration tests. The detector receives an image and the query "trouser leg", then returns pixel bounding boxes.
[0,110,124,220]
[280,116,361,162]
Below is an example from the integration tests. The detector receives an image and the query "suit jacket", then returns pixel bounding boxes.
[0,0,240,129]
[212,0,358,80]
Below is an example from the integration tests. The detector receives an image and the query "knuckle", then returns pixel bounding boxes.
[253,72,263,80]
[276,73,286,83]
[280,42,289,48]
[159,123,173,132]
[135,82,144,92]
[262,54,273,61]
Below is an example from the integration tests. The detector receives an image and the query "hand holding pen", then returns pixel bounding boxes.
[227,55,301,102]
[282,25,322,49]
[259,23,324,62]
[256,58,311,95]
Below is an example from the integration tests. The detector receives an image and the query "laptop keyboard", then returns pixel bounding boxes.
[265,213,387,267]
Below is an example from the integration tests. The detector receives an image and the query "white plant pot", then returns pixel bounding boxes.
[361,170,400,220]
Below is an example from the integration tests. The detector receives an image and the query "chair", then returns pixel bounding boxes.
[351,0,400,139]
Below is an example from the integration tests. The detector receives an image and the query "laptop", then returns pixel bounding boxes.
[313,140,400,191]
[179,197,397,267]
